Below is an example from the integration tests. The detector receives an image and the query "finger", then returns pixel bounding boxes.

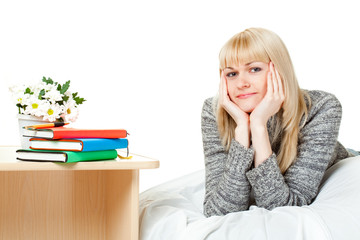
[220,70,227,97]
[267,67,273,95]
[271,63,279,94]
[220,70,231,105]
[275,68,285,99]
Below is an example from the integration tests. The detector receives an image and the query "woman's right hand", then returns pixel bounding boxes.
[219,70,250,148]
[219,70,250,126]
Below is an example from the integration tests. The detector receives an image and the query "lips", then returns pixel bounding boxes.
[236,93,257,99]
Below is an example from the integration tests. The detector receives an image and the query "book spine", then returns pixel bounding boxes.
[82,138,128,152]
[53,130,127,139]
[65,150,118,162]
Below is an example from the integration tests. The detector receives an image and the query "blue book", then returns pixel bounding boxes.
[29,138,128,152]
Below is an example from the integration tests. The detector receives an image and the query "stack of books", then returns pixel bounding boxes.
[16,125,129,163]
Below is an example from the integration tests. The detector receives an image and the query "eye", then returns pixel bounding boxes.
[250,67,262,73]
[226,72,238,78]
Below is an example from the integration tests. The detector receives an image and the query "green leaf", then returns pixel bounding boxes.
[74,96,86,105]
[72,92,86,105]
[16,103,25,114]
[42,76,54,85]
[25,87,33,94]
[62,95,69,102]
[60,80,70,94]
[38,89,45,100]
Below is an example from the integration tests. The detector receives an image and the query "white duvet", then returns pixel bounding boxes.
[139,156,360,240]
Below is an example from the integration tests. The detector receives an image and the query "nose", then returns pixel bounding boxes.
[236,73,250,88]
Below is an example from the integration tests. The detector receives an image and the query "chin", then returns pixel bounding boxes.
[235,100,259,113]
[232,99,257,113]
[239,105,255,113]
[244,109,254,114]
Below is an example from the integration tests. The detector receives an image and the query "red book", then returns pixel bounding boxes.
[23,127,128,139]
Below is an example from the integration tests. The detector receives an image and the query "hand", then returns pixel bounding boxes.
[250,62,284,167]
[219,70,250,147]
[219,70,250,126]
[250,62,285,128]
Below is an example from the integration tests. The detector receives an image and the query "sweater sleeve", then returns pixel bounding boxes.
[246,91,343,209]
[201,98,254,217]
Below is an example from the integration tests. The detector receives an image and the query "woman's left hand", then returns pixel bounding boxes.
[250,62,285,127]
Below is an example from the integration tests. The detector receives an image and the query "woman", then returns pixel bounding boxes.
[201,27,357,217]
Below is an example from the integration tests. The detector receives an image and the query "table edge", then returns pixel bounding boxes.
[0,146,160,171]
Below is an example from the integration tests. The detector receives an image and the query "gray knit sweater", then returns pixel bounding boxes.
[201,90,352,217]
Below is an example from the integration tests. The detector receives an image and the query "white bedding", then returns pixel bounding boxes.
[139,156,360,240]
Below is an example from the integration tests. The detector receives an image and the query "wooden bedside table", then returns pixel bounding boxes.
[0,146,159,240]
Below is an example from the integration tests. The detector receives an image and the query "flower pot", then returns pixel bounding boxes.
[17,114,56,149]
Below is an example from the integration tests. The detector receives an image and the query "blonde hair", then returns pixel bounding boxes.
[217,28,310,173]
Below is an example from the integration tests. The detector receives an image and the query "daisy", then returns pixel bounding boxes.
[44,86,63,104]
[61,99,79,122]
[40,102,63,122]
[23,95,43,117]
[9,84,27,105]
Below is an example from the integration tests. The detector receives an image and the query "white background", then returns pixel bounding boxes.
[1,0,359,192]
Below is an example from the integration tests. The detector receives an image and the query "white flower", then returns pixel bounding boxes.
[9,84,25,95]
[9,84,28,105]
[61,99,79,122]
[23,95,43,117]
[31,82,46,97]
[40,102,63,122]
[64,90,72,97]
[10,78,85,122]
[37,82,53,92]
[13,92,28,106]
[44,86,63,104]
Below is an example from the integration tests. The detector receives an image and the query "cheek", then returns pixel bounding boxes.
[260,82,268,96]
[256,75,268,95]
[226,81,237,100]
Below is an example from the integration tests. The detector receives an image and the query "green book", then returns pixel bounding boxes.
[16,149,118,163]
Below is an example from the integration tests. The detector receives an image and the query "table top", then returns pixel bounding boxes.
[0,146,160,171]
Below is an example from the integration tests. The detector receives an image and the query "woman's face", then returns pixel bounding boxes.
[223,61,269,113]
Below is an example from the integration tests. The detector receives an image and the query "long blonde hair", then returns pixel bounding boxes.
[217,28,310,173]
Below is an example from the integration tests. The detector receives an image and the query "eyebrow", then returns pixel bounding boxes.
[224,62,259,70]
[245,61,257,66]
